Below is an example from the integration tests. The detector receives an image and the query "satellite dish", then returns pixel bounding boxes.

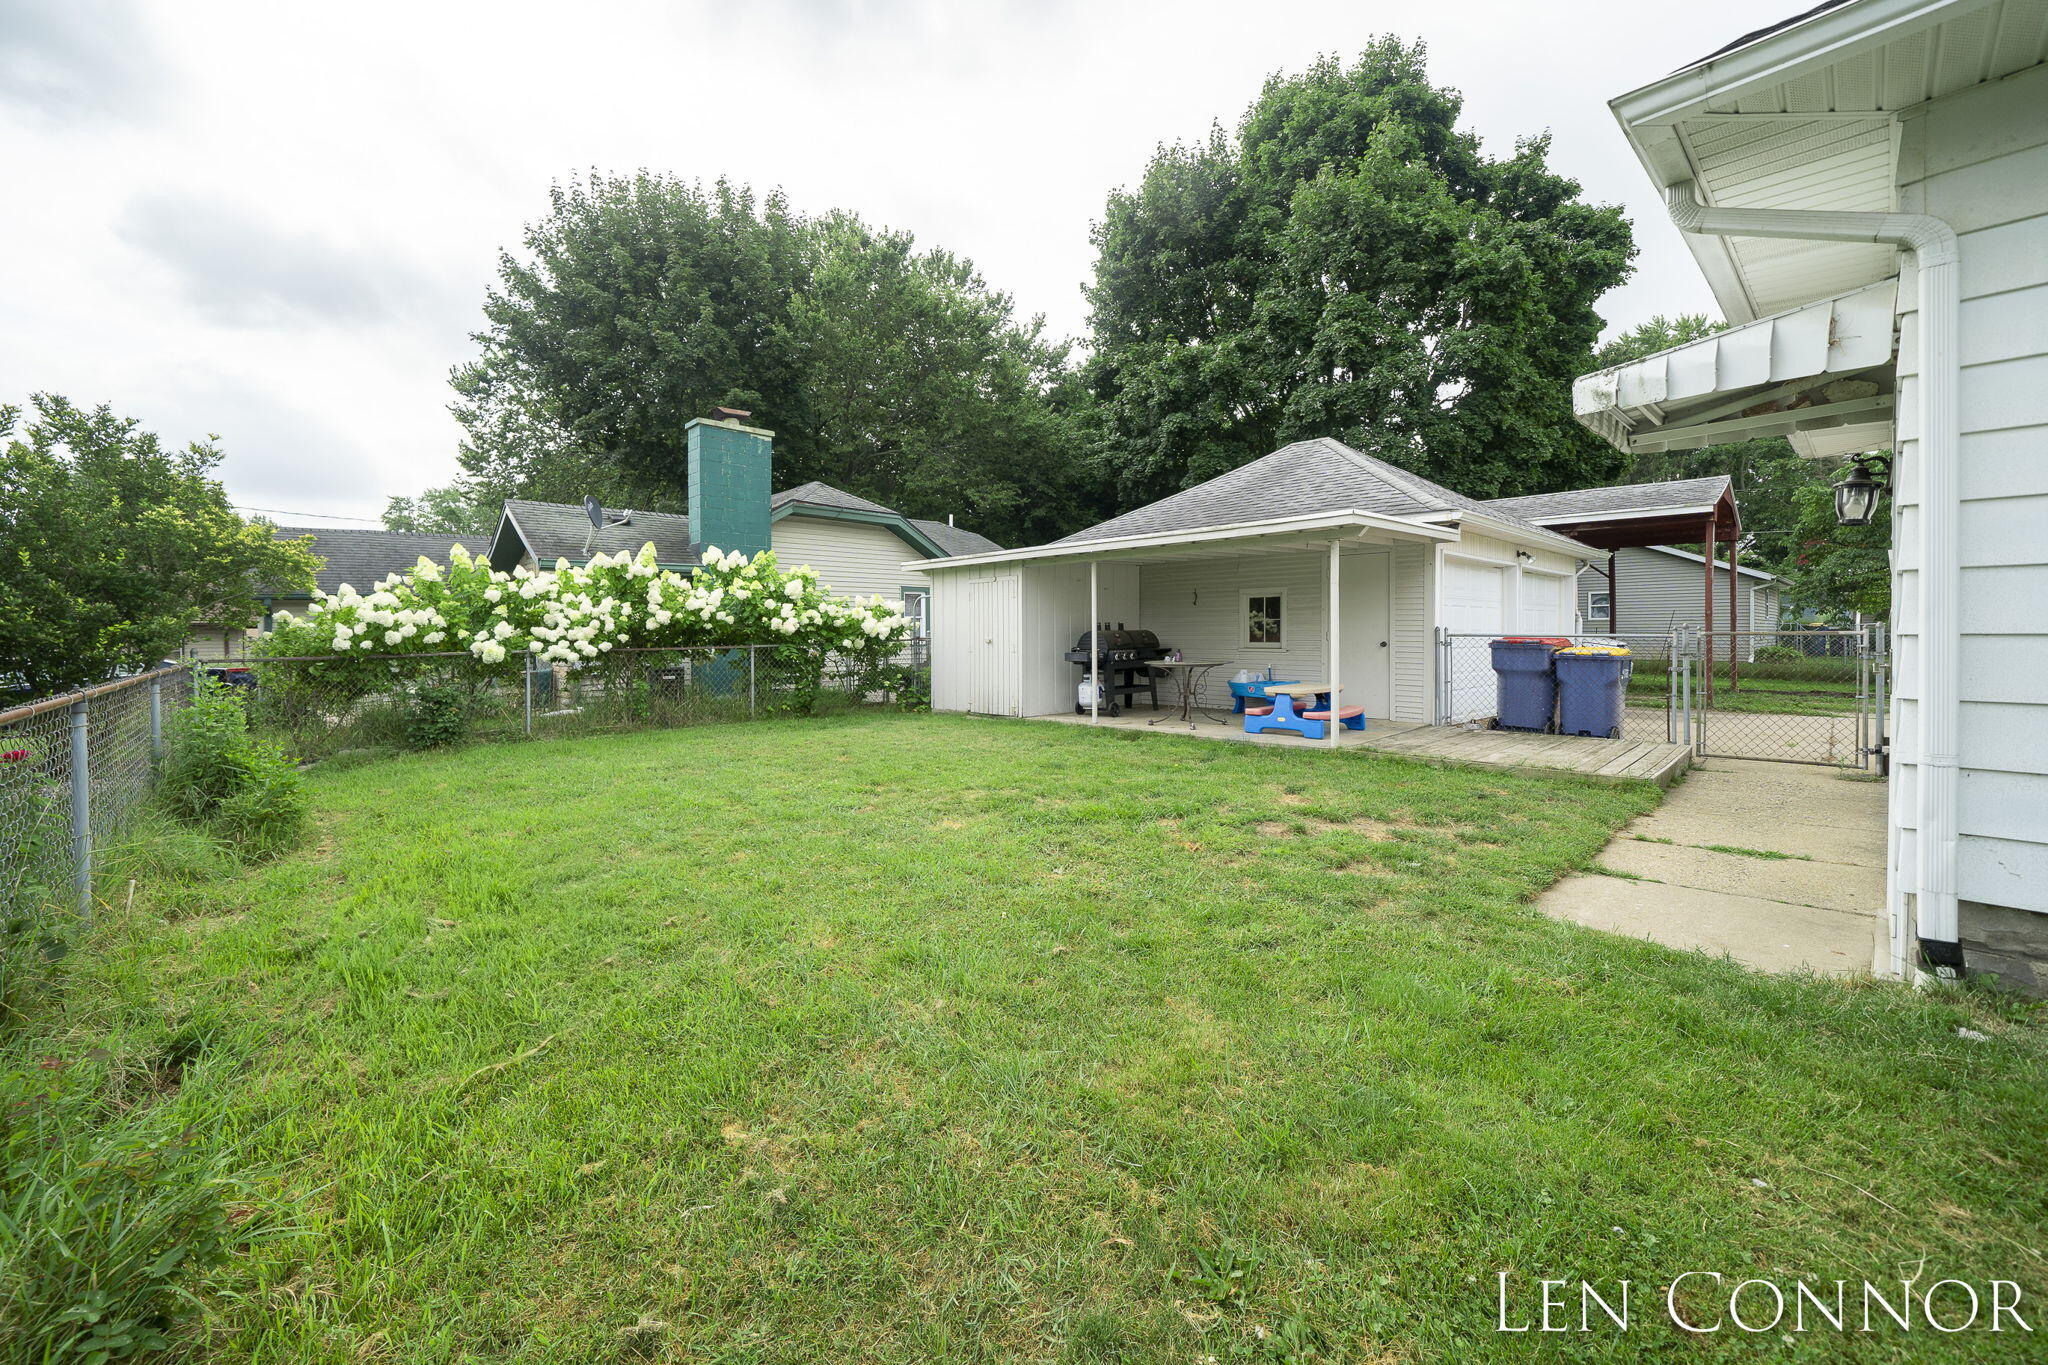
[582,495,604,529]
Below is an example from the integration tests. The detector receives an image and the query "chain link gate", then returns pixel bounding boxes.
[1676,626,1888,769]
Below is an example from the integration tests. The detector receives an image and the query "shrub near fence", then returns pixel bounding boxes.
[229,641,930,761]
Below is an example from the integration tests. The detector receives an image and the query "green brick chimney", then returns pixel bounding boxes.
[685,415,773,559]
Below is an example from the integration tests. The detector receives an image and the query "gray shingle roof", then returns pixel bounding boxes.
[1480,476,1732,524]
[910,519,1003,557]
[267,527,466,596]
[496,486,1004,566]
[770,481,899,516]
[501,500,700,567]
[1049,438,1567,546]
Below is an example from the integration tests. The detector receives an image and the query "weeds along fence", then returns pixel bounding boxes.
[216,640,931,761]
[1,665,190,927]
[0,642,927,927]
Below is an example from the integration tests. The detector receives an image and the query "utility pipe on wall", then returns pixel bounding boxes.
[1663,182,1961,975]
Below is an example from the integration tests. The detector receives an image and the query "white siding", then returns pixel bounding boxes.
[1893,63,2048,918]
[1573,546,1778,640]
[771,515,928,603]
[928,564,1022,715]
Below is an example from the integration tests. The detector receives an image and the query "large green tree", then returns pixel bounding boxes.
[407,174,1102,547]
[1083,41,1636,509]
[0,396,317,695]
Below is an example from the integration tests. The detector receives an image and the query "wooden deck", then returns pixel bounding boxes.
[1027,711,1693,786]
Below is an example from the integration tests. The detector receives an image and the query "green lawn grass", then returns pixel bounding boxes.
[29,715,2048,1361]
[1629,665,1863,717]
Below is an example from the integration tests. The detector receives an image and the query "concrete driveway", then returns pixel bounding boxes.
[1539,758,1887,976]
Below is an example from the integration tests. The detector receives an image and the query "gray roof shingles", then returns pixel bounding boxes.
[770,481,899,516]
[911,519,1003,557]
[1480,476,1731,524]
[502,500,700,567]
[499,485,1004,565]
[1048,438,1569,547]
[267,527,467,597]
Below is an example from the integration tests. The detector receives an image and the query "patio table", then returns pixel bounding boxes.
[1145,660,1232,728]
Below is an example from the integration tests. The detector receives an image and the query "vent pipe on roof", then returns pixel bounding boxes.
[1664,181,1959,984]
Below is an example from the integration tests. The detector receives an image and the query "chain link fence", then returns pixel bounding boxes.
[1689,628,1885,768]
[2,666,189,934]
[1,642,927,933]
[1435,631,1682,742]
[213,641,929,761]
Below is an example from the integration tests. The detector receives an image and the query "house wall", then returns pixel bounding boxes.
[770,515,929,605]
[1573,546,1778,636]
[1893,62,2048,985]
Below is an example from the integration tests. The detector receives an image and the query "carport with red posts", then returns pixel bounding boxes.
[1481,475,1743,698]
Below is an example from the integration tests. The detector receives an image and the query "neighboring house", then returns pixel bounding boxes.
[1572,0,2048,991]
[1573,546,1780,641]
[186,528,464,660]
[916,437,1598,724]
[484,415,1001,636]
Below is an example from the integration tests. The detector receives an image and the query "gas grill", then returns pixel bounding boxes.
[1063,625,1168,716]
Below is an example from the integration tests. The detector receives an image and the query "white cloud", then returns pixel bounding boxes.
[0,0,1798,523]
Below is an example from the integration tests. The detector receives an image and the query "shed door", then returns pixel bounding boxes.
[964,576,1019,715]
[1516,572,1568,636]
[1442,558,1505,722]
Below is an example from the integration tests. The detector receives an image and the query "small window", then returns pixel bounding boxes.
[900,587,930,638]
[1588,590,1611,623]
[1245,593,1283,647]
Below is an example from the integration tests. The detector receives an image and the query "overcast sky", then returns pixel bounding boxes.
[1,0,1802,525]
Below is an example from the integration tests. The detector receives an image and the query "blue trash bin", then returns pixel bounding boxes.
[1555,648,1633,738]
[1489,638,1563,732]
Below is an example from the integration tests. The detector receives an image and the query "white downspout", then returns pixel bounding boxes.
[1663,182,1961,978]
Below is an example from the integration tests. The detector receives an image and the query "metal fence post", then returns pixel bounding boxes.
[523,660,534,736]
[1666,630,1679,744]
[69,697,92,920]
[749,647,757,719]
[1433,627,1448,725]
[149,675,164,763]
[1680,651,1693,751]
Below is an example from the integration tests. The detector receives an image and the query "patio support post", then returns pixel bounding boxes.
[1327,538,1340,749]
[1702,516,1716,705]
[1088,559,1099,726]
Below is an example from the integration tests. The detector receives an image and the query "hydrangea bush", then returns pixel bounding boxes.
[252,543,916,714]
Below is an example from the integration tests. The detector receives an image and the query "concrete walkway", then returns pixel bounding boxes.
[1538,759,1889,977]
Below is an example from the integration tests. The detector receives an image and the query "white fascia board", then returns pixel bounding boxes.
[1424,511,1593,559]
[1610,0,1982,131]
[1607,0,1984,321]
[904,508,1456,575]
[1525,502,1720,526]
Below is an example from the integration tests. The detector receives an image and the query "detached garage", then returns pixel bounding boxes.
[914,438,1594,727]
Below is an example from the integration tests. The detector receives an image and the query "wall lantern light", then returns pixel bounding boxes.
[1833,454,1890,527]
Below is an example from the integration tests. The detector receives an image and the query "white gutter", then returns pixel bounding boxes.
[1524,502,1719,527]
[1664,181,1961,976]
[904,507,1458,574]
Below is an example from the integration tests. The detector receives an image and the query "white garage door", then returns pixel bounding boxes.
[1443,559,1504,722]
[1517,572,1569,635]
